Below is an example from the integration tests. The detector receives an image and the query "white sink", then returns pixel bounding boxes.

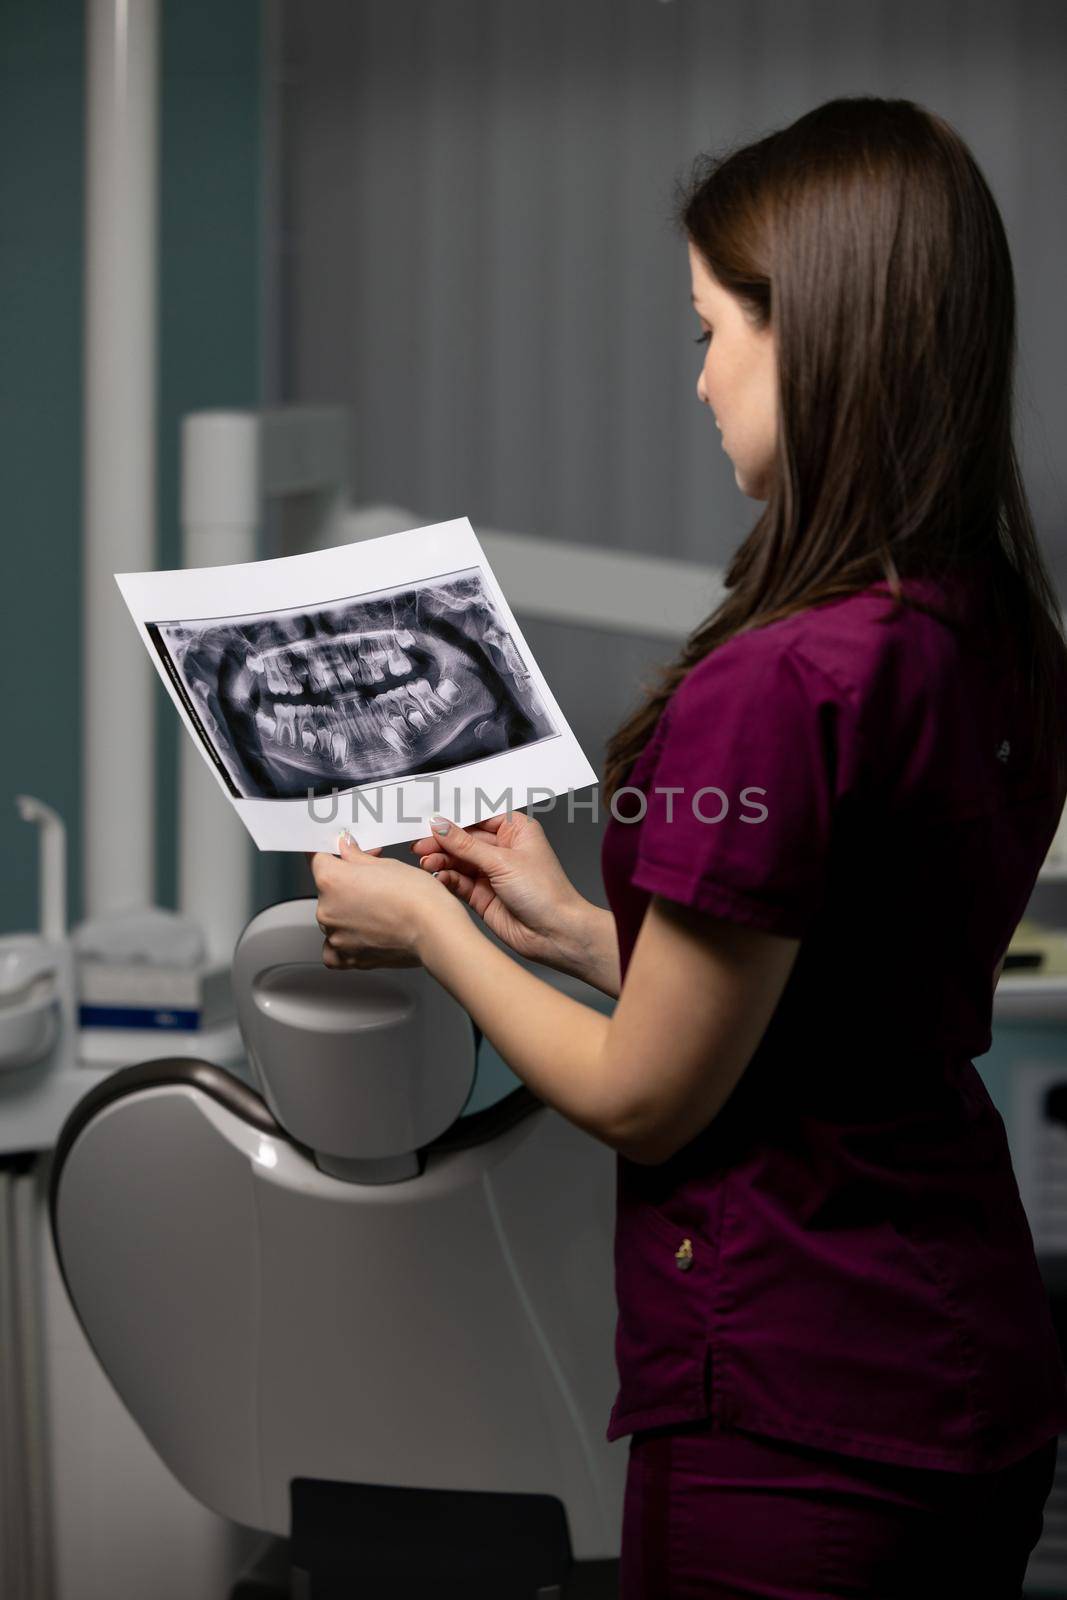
[0,935,61,1072]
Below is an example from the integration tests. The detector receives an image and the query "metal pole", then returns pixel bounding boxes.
[83,0,160,916]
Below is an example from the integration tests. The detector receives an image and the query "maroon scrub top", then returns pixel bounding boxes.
[600,562,1067,1470]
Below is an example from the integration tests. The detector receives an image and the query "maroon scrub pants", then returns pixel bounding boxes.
[619,1420,1058,1599]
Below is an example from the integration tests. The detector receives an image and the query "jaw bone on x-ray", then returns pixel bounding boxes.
[148,569,553,802]
[117,518,599,851]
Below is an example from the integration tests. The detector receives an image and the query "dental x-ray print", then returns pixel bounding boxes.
[147,568,555,801]
[116,518,599,852]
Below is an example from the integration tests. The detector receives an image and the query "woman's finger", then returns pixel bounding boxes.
[417,854,481,894]
[416,851,453,872]
[410,822,503,856]
[435,867,478,900]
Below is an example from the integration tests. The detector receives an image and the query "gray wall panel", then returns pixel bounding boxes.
[271,0,1067,839]
[274,0,1067,587]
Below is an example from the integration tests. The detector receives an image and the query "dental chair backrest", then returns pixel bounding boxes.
[49,897,625,1567]
[232,899,477,1182]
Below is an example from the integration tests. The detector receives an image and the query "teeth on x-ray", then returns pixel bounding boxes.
[147,570,557,802]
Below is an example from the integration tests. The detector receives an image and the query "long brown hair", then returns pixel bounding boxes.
[602,96,1067,806]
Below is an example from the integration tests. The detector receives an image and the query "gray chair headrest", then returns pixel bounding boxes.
[233,900,476,1171]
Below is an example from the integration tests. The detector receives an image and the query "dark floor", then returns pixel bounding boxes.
[231,1535,619,1599]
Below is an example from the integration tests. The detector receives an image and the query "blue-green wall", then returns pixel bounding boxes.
[0,0,263,936]
[1,0,86,936]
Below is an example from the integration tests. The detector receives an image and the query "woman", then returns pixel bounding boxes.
[311,95,1067,1596]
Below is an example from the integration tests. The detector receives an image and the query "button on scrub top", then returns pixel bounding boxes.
[600,565,1067,1470]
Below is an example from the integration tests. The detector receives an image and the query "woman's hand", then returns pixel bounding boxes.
[308,833,463,970]
[409,811,594,978]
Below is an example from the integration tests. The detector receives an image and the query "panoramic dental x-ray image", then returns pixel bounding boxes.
[147,567,557,801]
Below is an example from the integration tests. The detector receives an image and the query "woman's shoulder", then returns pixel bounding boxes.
[678,571,982,716]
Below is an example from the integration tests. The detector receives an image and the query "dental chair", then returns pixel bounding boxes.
[49,899,625,1598]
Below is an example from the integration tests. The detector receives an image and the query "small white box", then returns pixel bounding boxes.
[77,960,232,1032]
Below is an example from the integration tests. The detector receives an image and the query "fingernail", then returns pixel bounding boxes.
[338,828,353,849]
[429,815,450,834]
